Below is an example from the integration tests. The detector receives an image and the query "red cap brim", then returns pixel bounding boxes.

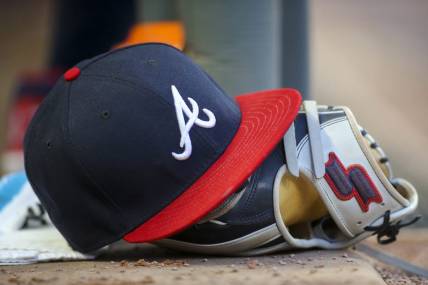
[124,88,301,243]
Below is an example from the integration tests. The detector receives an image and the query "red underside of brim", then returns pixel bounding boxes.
[124,88,302,243]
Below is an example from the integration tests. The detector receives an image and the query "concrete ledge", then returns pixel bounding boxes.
[0,245,386,285]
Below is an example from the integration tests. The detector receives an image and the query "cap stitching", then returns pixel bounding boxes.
[77,43,183,72]
[77,73,226,155]
[74,43,240,152]
[64,81,129,231]
[23,84,63,215]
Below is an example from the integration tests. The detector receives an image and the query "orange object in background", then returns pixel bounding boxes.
[115,21,185,50]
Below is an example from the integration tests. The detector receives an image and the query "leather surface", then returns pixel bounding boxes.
[168,110,348,245]
[170,146,284,244]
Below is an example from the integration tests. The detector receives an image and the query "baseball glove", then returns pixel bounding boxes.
[155,101,420,255]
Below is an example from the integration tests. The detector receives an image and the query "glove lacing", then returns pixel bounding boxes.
[358,125,421,243]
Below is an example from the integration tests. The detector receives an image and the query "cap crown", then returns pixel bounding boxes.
[24,44,241,252]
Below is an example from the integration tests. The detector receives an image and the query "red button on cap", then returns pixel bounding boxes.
[64,67,80,81]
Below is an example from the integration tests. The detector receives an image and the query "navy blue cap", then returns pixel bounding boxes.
[24,43,301,252]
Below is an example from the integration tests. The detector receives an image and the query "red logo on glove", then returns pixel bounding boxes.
[324,152,383,212]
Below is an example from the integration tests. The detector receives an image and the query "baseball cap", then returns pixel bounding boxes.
[24,43,301,253]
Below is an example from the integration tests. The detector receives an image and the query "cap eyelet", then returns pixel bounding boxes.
[101,110,111,119]
[46,141,53,149]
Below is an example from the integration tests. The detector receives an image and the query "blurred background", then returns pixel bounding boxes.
[0,0,427,220]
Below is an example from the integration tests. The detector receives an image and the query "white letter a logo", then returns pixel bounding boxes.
[171,85,216,160]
